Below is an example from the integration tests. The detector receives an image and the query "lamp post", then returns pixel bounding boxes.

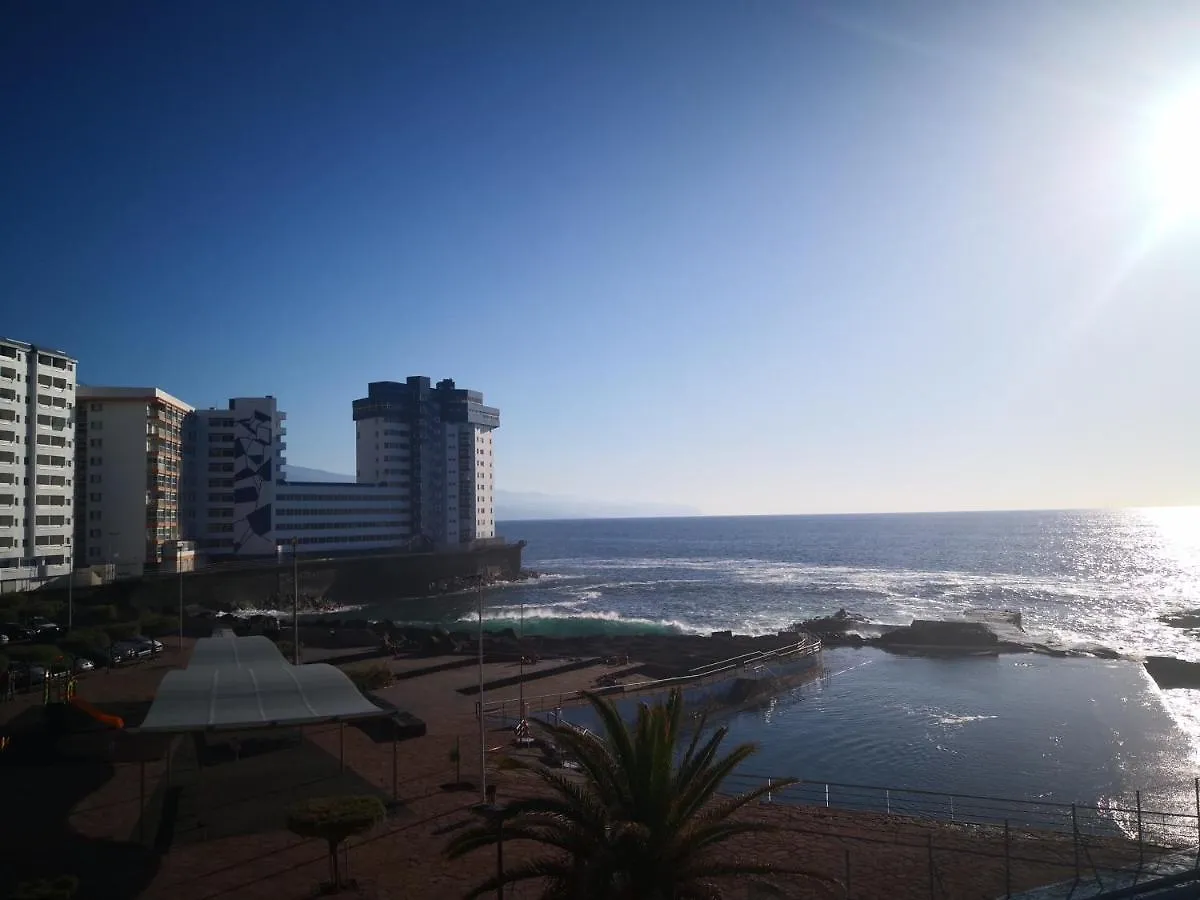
[67,562,73,631]
[478,569,486,804]
[518,599,525,732]
[292,537,300,665]
[177,560,184,651]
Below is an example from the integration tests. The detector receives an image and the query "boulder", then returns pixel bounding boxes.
[876,620,999,648]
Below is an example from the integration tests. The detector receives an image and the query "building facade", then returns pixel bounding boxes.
[0,338,77,588]
[184,397,287,558]
[352,377,498,547]
[74,386,192,576]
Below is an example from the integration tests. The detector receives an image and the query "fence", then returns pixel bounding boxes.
[715,771,1200,898]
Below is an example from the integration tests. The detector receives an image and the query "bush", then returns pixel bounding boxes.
[286,796,386,890]
[10,876,79,900]
[138,612,177,637]
[85,604,121,624]
[59,628,111,661]
[7,644,67,666]
[103,621,141,643]
[346,664,392,692]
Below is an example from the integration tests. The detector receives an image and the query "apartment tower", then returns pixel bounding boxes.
[352,377,498,547]
[74,386,193,576]
[0,337,77,587]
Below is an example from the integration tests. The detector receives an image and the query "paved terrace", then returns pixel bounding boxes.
[0,641,1165,900]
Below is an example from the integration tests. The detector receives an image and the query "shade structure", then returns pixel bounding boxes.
[187,634,289,669]
[133,635,390,733]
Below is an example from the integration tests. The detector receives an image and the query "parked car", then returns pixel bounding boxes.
[129,636,164,655]
[8,661,47,689]
[28,617,61,635]
[108,641,151,663]
[72,657,95,674]
[0,623,32,643]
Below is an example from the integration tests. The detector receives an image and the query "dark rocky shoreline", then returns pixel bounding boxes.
[211,602,1200,692]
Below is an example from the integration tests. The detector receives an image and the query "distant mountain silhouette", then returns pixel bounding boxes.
[493,490,701,520]
[281,466,700,519]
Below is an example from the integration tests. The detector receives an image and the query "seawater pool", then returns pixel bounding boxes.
[546,649,1200,830]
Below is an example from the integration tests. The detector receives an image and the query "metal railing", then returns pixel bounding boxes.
[723,772,1200,850]
[482,637,822,725]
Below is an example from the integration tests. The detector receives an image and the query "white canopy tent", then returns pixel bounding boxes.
[185,633,292,670]
[136,662,390,733]
[125,635,399,825]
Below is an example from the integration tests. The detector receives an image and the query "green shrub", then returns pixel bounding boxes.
[346,664,392,692]
[86,604,121,623]
[286,796,386,890]
[59,628,111,661]
[21,598,63,621]
[10,875,79,900]
[103,621,141,643]
[7,644,67,666]
[138,612,177,636]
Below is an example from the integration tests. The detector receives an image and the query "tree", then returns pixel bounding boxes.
[286,795,386,892]
[446,688,833,899]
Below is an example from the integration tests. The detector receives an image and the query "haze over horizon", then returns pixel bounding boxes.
[4,2,1198,516]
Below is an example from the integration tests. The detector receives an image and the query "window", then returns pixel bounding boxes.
[0,367,15,380]
[89,511,101,521]
[89,492,101,502]
[90,438,102,448]
[90,420,102,430]
[89,474,101,484]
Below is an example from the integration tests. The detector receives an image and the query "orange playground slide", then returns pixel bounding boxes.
[69,696,125,729]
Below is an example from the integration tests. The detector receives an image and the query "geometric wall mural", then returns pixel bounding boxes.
[231,401,277,555]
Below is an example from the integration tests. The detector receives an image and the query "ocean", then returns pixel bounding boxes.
[352,508,1200,817]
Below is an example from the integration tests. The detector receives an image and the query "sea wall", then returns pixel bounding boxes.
[9,544,525,615]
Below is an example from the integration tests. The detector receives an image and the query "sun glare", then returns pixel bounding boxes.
[1146,84,1200,223]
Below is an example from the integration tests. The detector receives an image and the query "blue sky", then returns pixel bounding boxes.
[3,2,1197,515]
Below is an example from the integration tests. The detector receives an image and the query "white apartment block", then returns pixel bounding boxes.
[0,338,77,588]
[352,377,498,547]
[75,386,193,577]
[31,375,502,567]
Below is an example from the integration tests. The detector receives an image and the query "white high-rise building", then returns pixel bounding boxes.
[352,377,498,547]
[0,337,77,589]
[75,386,193,576]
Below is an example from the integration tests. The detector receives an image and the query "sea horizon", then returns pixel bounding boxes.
[498,503,1200,524]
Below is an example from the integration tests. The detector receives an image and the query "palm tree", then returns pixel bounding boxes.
[446,688,833,899]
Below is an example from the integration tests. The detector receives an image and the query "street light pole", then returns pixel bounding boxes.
[478,569,486,804]
[292,537,300,665]
[67,564,73,631]
[177,563,184,651]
